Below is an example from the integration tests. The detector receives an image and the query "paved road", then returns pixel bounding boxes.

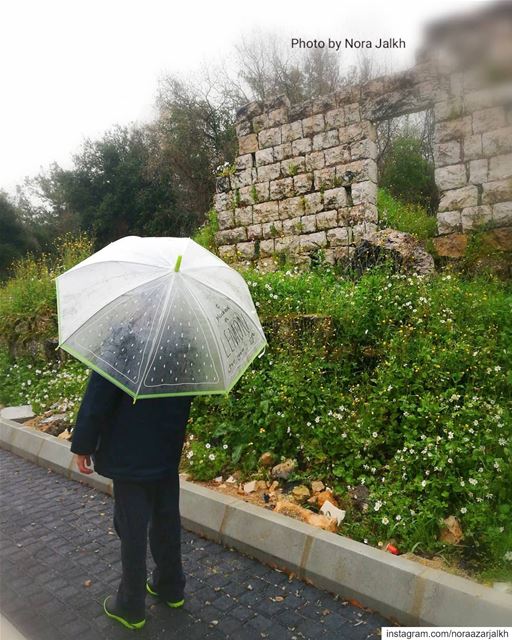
[0,449,390,640]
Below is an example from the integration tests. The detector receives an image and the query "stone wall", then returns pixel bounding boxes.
[214,2,512,268]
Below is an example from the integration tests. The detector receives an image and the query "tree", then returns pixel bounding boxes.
[0,192,39,279]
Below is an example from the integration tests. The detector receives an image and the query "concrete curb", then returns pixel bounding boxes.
[1,416,511,626]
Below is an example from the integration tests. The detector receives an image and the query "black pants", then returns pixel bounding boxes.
[113,472,185,618]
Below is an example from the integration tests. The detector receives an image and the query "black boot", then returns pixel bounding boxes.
[103,595,146,629]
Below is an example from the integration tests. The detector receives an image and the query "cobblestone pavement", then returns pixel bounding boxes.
[0,449,391,640]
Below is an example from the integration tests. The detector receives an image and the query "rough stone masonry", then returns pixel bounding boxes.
[214,3,512,269]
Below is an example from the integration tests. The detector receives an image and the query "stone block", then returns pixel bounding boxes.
[489,154,512,181]
[302,114,325,136]
[180,482,236,544]
[247,224,263,240]
[482,127,512,157]
[350,138,377,161]
[239,134,259,154]
[434,141,462,167]
[236,242,257,260]
[293,173,314,195]
[215,227,247,245]
[270,177,294,200]
[352,181,377,205]
[235,119,252,138]
[261,221,283,239]
[253,201,279,223]
[218,245,237,261]
[234,206,253,227]
[472,107,506,135]
[492,202,512,226]
[336,159,376,184]
[10,426,48,462]
[281,121,303,143]
[299,232,327,252]
[220,500,310,577]
[235,154,253,171]
[463,134,483,161]
[352,222,378,243]
[432,234,468,258]
[438,185,478,212]
[274,142,293,162]
[38,438,74,476]
[275,236,300,254]
[469,159,488,185]
[281,157,306,177]
[258,126,282,149]
[312,130,339,151]
[344,121,376,143]
[316,210,338,230]
[324,145,351,167]
[259,239,275,257]
[435,164,467,191]
[1,406,35,424]
[238,186,253,207]
[279,196,304,220]
[434,116,472,143]
[231,168,253,189]
[300,214,317,233]
[217,210,235,230]
[434,97,464,122]
[344,103,361,125]
[461,205,493,231]
[437,211,462,234]
[482,179,512,205]
[255,148,274,166]
[327,227,351,247]
[325,107,345,129]
[483,228,512,252]
[214,192,231,212]
[283,217,302,235]
[306,151,325,171]
[314,167,336,190]
[257,162,281,182]
[323,187,347,209]
[343,202,378,224]
[291,137,312,156]
[303,192,323,215]
[267,107,289,127]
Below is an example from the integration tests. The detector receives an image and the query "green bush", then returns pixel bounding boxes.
[192,209,219,252]
[377,188,437,241]
[380,136,438,213]
[186,268,512,579]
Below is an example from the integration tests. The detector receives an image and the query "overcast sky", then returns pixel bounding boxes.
[1,0,484,195]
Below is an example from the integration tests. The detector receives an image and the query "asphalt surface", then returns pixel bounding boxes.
[0,448,391,639]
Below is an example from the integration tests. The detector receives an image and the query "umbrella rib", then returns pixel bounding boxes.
[58,270,173,346]
[134,274,176,399]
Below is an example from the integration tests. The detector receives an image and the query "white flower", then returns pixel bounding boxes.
[372,432,378,438]
[494,366,502,372]
[208,454,216,461]
[460,507,467,514]
[374,500,382,512]
[447,458,453,464]
[223,444,228,450]
[186,451,194,459]
[448,432,454,440]
[395,515,402,521]
[410,509,416,516]
[421,480,427,487]
[504,551,512,562]
[315,416,320,423]
[468,478,478,486]
[382,517,389,525]
[460,480,465,487]
[205,443,211,449]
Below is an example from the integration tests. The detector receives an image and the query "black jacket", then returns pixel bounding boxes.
[71,371,192,482]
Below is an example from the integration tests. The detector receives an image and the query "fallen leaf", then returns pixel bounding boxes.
[84,580,92,587]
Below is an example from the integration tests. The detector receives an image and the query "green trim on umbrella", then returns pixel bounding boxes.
[174,255,182,272]
[57,340,267,400]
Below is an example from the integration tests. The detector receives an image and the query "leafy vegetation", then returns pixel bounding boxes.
[1,239,510,580]
[377,189,437,241]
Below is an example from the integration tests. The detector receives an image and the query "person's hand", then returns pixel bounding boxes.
[75,454,94,475]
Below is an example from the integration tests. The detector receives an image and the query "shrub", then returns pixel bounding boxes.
[377,188,437,241]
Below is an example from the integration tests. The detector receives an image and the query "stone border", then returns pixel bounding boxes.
[1,416,511,626]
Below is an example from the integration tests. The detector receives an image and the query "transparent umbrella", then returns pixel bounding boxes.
[56,236,267,400]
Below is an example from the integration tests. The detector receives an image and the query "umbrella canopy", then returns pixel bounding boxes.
[56,236,267,400]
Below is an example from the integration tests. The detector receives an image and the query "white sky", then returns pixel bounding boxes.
[0,0,485,195]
